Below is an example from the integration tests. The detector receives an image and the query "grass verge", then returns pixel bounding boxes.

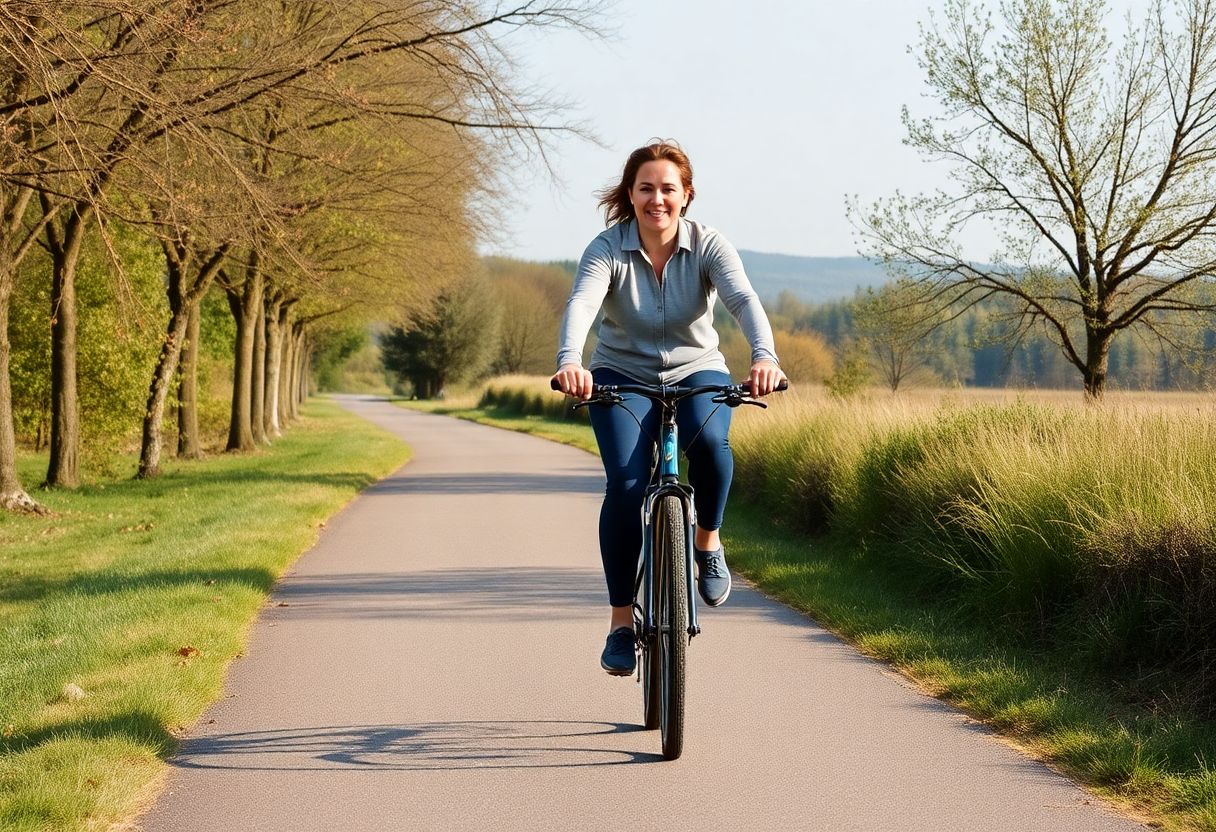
[399,393,597,454]
[400,391,1216,832]
[0,399,410,832]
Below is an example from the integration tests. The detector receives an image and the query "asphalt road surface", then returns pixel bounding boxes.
[138,395,1146,832]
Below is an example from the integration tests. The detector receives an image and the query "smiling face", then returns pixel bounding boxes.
[629,159,690,237]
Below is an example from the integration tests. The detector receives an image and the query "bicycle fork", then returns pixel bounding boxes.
[638,421,701,643]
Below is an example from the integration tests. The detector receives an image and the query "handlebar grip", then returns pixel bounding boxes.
[551,378,599,396]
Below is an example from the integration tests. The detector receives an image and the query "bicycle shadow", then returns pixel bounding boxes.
[170,720,662,771]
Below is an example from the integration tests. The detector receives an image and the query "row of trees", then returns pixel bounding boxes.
[1,1,595,511]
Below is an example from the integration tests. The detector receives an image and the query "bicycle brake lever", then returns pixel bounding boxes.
[572,393,622,410]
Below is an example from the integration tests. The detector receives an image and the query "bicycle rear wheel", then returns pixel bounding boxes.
[656,494,687,760]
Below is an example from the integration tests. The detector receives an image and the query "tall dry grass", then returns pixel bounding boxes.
[731,386,1216,714]
[478,375,588,421]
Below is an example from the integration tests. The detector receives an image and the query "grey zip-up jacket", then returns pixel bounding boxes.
[557,218,779,385]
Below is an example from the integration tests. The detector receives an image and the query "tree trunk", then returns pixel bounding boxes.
[288,324,304,420]
[225,254,263,451]
[279,310,294,427]
[0,264,43,513]
[300,336,311,404]
[264,295,284,438]
[136,300,190,478]
[252,291,267,445]
[1083,328,1113,400]
[45,209,89,488]
[177,300,201,459]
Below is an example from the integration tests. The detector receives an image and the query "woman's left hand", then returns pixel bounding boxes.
[748,360,787,397]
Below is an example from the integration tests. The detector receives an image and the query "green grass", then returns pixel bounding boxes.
[398,380,597,454]
[419,378,1216,832]
[0,400,410,831]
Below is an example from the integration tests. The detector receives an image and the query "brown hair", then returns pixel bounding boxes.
[595,140,695,227]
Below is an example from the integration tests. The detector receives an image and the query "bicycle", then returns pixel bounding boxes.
[551,376,787,760]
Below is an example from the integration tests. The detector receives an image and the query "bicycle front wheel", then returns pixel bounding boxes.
[656,493,687,760]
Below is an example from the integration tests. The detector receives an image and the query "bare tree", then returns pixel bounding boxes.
[853,280,944,391]
[853,0,1216,398]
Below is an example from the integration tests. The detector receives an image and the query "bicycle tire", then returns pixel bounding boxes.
[656,494,687,760]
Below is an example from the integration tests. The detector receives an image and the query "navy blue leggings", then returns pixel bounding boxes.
[588,367,734,607]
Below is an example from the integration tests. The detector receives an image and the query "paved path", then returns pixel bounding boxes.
[139,396,1145,831]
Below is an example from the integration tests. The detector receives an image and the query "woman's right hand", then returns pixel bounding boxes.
[552,364,594,400]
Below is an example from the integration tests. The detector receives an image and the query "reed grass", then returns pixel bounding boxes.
[730,388,1216,715]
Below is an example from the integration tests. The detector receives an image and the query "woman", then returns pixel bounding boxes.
[552,141,786,675]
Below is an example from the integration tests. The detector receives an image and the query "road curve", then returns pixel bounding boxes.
[138,395,1145,832]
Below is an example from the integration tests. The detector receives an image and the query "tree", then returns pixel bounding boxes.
[772,329,835,384]
[853,0,1216,399]
[485,257,568,374]
[853,280,943,391]
[381,273,500,398]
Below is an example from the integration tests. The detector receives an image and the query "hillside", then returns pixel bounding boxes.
[737,251,889,303]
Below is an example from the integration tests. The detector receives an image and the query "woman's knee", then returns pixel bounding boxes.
[603,474,647,503]
[686,425,732,465]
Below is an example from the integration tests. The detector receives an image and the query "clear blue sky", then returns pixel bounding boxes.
[490,0,1150,263]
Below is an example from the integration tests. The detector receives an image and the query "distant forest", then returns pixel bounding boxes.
[759,290,1216,391]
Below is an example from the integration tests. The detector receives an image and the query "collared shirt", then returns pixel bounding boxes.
[557,218,779,384]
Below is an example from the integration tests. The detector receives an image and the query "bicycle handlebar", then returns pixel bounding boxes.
[549,377,788,400]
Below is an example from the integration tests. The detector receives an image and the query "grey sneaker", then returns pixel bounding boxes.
[694,545,732,606]
[600,627,636,676]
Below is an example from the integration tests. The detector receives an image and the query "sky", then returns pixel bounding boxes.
[489,0,1151,263]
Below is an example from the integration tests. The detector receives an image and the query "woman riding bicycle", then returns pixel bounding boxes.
[551,140,787,675]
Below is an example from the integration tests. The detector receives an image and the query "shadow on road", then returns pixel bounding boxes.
[272,567,604,621]
[171,720,662,771]
[367,472,604,496]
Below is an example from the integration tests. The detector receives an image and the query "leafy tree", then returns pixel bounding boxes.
[10,222,164,465]
[854,0,1216,399]
[380,274,500,398]
[772,330,834,383]
[312,326,368,392]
